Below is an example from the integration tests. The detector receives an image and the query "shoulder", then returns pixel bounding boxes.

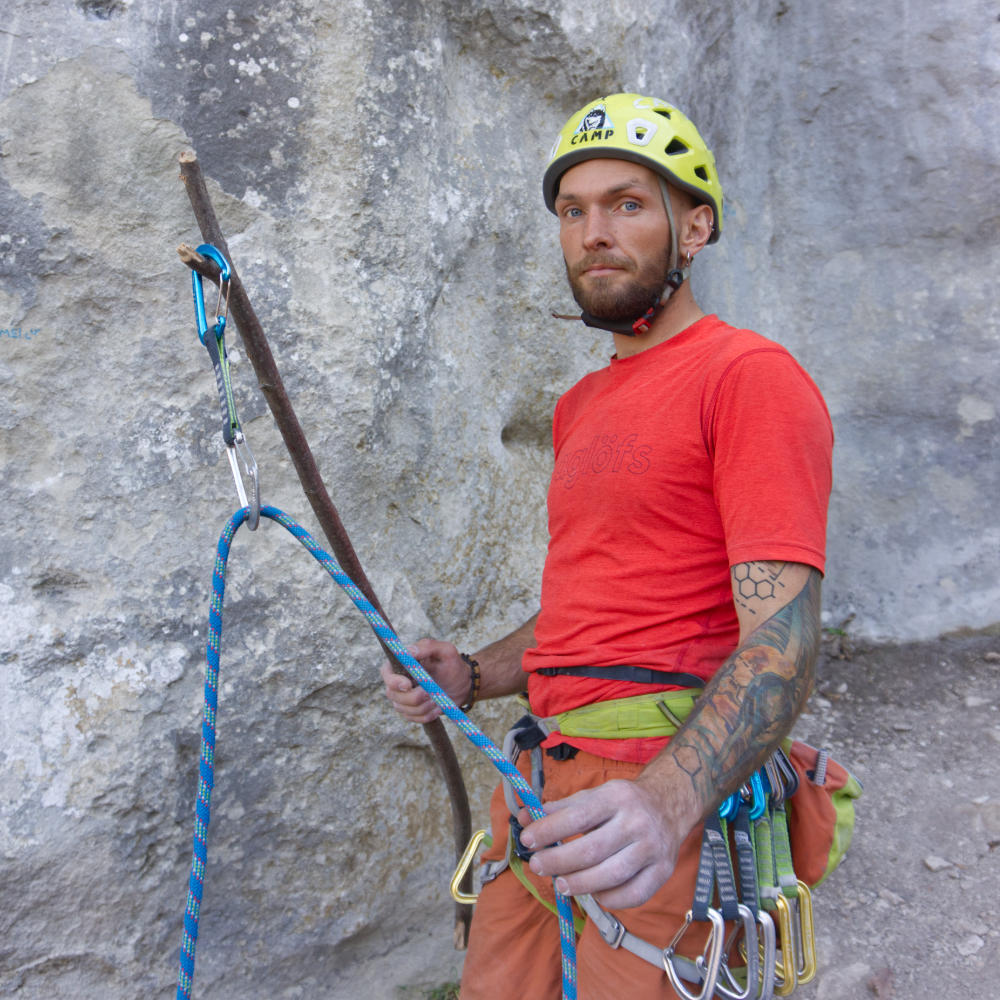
[699,317,825,403]
[698,316,795,367]
[698,319,832,453]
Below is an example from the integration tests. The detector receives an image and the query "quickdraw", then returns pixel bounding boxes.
[191,244,260,529]
[176,248,579,999]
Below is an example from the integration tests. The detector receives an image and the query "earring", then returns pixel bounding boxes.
[685,252,693,268]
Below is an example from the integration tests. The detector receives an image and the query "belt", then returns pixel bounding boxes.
[535,664,706,688]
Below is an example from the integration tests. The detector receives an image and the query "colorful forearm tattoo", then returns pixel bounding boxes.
[671,563,822,811]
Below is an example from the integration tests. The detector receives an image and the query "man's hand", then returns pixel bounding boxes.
[381,639,470,724]
[516,774,698,910]
[381,612,540,724]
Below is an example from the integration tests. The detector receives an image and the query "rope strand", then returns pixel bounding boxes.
[177,506,578,1000]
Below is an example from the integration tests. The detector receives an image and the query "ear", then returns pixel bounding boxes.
[678,203,714,259]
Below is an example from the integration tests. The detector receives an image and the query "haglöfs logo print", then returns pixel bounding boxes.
[554,433,652,489]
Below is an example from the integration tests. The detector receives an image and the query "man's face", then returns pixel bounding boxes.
[554,159,672,322]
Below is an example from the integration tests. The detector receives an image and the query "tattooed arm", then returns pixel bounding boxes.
[664,561,821,814]
[519,561,822,909]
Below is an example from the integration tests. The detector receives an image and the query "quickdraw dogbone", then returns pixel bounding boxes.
[451,675,855,998]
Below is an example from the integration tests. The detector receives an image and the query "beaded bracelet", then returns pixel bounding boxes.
[458,653,481,712]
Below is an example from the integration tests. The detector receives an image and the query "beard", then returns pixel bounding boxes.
[564,246,672,321]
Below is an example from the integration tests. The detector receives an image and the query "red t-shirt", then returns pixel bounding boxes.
[523,315,833,762]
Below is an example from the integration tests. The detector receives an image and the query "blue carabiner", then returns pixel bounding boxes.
[192,244,231,344]
[719,790,740,822]
[744,768,768,821]
[720,768,769,823]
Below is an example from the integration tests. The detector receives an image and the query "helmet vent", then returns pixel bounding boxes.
[694,165,709,181]
[665,138,689,156]
[655,108,673,120]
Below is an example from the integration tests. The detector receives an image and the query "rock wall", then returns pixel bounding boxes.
[0,1,996,996]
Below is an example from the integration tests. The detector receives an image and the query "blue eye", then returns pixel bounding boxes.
[622,200,640,212]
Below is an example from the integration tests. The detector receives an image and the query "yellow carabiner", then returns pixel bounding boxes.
[450,829,491,905]
[789,880,817,985]
[771,894,798,996]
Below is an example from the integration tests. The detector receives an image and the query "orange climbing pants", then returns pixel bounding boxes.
[459,748,711,1000]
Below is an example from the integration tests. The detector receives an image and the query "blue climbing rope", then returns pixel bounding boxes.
[177,506,579,1000]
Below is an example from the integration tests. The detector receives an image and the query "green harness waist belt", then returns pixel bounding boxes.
[499,686,702,859]
[538,686,701,741]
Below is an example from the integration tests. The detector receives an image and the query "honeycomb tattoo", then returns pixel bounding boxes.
[732,562,788,614]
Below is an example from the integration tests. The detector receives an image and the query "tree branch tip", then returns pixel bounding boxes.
[178,243,221,282]
[177,243,202,263]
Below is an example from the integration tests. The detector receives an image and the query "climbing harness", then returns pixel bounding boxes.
[191,243,260,529]
[452,694,858,997]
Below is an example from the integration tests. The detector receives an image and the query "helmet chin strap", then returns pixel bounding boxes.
[579,176,690,337]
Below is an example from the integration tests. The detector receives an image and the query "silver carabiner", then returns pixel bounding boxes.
[755,909,777,1000]
[662,907,726,1000]
[716,903,761,1000]
[227,430,260,531]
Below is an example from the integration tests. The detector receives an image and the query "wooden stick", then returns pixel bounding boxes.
[178,151,474,945]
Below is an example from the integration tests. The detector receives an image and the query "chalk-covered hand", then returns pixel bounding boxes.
[518,775,696,910]
[380,638,470,725]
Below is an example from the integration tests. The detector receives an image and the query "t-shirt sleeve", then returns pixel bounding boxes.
[705,348,834,573]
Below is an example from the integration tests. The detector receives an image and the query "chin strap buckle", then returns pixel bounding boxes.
[631,305,658,336]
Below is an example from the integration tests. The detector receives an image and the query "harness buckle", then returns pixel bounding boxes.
[509,815,535,862]
[587,900,628,949]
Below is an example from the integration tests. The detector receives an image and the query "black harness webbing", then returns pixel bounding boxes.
[535,665,706,688]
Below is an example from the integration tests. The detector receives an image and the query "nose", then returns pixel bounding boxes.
[581,210,613,251]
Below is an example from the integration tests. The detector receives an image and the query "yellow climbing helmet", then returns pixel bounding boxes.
[542,93,723,242]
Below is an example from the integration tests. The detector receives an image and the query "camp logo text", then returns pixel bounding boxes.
[1,326,40,340]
